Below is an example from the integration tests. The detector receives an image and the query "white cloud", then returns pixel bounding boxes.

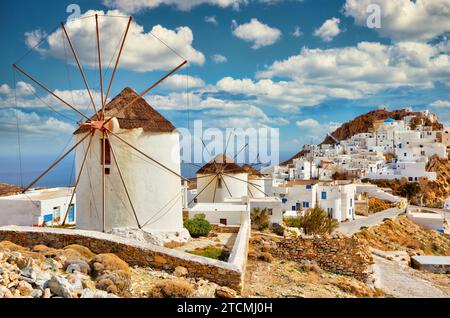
[26,10,205,72]
[0,82,36,97]
[216,76,361,110]
[296,118,320,129]
[292,26,303,38]
[204,15,218,26]
[232,18,282,49]
[256,41,450,102]
[160,74,205,90]
[313,17,341,42]
[211,54,228,63]
[0,109,75,136]
[296,119,340,143]
[344,0,450,42]
[0,82,102,118]
[430,100,450,107]
[103,0,242,12]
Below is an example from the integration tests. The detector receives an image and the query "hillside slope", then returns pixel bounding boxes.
[283,108,443,164]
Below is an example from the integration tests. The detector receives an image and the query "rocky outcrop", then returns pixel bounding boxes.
[283,108,444,164]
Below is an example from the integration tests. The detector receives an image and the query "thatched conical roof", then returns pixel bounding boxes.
[74,87,176,134]
[196,154,247,175]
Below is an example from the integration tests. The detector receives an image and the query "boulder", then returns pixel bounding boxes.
[173,266,188,277]
[31,289,43,298]
[0,286,13,298]
[64,259,91,275]
[47,275,74,298]
[90,254,131,277]
[215,286,237,298]
[63,245,96,260]
[17,280,33,296]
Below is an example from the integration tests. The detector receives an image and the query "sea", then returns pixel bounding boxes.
[0,151,293,188]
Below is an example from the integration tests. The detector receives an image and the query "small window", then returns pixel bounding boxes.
[100,138,111,165]
[219,218,227,225]
[53,206,61,222]
[306,185,312,190]
[105,167,110,175]
[267,208,273,216]
[217,177,222,189]
[321,192,327,200]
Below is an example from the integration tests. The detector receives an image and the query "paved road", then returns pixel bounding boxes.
[337,207,404,236]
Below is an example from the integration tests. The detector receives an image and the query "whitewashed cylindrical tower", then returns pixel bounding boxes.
[196,154,248,203]
[74,88,187,242]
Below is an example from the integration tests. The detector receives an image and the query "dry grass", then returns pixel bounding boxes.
[64,244,96,260]
[354,216,450,256]
[243,258,382,298]
[147,280,194,298]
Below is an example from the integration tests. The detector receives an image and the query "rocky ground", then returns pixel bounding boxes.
[0,240,236,298]
[243,258,383,298]
[354,216,450,256]
[372,249,450,298]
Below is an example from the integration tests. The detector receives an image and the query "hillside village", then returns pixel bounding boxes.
[0,104,449,298]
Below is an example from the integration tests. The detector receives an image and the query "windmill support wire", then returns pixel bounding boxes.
[12,64,91,121]
[188,174,218,206]
[106,129,189,182]
[105,130,142,229]
[104,16,132,110]
[60,21,98,115]
[222,173,269,197]
[95,14,104,110]
[62,131,95,225]
[13,14,192,233]
[102,60,187,127]
[22,132,91,192]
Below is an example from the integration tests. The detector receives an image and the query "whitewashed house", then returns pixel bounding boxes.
[0,187,76,227]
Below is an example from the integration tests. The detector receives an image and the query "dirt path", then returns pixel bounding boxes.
[373,254,449,298]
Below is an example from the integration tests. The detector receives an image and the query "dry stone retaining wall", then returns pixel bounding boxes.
[0,226,244,291]
[254,233,373,281]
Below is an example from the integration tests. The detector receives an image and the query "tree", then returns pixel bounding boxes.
[398,182,421,199]
[250,208,270,231]
[285,207,338,235]
[183,213,212,237]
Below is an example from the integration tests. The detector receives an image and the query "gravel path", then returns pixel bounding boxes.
[372,254,448,298]
[338,208,404,235]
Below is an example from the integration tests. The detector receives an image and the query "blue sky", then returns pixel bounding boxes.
[0,0,449,164]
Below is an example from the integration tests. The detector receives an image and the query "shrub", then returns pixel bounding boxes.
[147,281,194,298]
[298,207,339,235]
[257,252,273,263]
[250,208,270,230]
[187,245,228,261]
[398,182,421,199]
[184,214,212,237]
[271,224,285,236]
[283,217,302,228]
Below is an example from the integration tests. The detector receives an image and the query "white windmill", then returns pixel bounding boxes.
[13,14,190,244]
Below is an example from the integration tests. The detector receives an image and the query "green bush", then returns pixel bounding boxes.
[271,224,285,236]
[284,207,338,235]
[283,217,302,228]
[398,182,421,199]
[187,245,228,261]
[183,214,212,237]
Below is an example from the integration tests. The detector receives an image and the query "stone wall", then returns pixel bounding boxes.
[252,233,373,281]
[0,226,244,291]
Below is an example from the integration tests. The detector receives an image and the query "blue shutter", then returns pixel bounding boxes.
[321,192,327,199]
